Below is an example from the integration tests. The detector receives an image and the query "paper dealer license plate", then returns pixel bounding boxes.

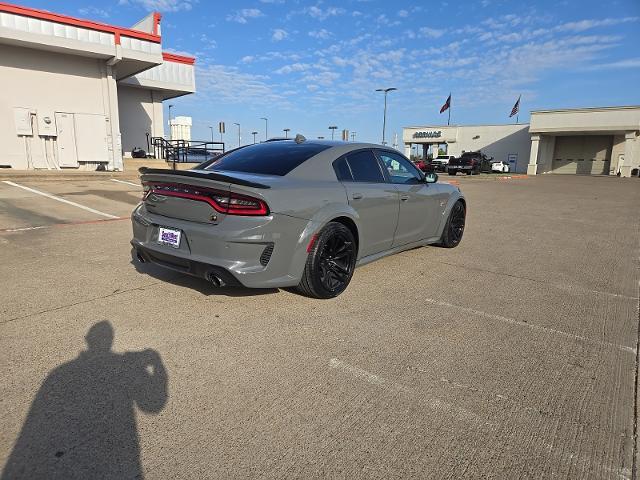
[158,227,181,248]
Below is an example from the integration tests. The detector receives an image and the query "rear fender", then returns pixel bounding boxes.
[287,203,362,282]
[436,189,465,238]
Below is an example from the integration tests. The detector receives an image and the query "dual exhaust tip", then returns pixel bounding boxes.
[134,249,225,287]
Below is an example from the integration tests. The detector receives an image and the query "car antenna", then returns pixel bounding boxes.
[294,134,306,144]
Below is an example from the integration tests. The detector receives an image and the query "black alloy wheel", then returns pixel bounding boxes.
[297,222,357,298]
[439,201,466,248]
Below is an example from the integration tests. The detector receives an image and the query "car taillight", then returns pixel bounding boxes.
[146,182,269,216]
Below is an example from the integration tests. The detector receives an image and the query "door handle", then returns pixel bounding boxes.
[352,193,363,200]
[400,194,410,201]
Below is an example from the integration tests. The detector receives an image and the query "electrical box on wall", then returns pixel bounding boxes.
[13,107,33,136]
[38,111,57,137]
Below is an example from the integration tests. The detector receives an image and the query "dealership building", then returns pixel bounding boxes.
[404,105,640,177]
[0,2,196,171]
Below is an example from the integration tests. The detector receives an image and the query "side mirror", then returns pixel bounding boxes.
[425,172,438,183]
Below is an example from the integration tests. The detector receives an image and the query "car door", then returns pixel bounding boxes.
[375,150,445,246]
[334,150,399,258]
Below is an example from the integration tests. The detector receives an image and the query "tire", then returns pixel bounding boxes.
[297,222,357,299]
[448,171,456,176]
[438,201,466,248]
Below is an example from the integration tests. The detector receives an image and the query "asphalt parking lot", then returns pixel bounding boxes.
[0,173,638,479]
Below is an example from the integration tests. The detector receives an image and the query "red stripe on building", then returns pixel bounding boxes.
[162,52,196,65]
[0,2,161,43]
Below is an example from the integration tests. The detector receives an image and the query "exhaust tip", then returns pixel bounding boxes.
[206,272,226,288]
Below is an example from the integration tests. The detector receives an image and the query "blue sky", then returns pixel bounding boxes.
[27,0,640,146]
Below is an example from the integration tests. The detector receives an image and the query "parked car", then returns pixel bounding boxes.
[413,159,435,173]
[432,155,455,172]
[132,138,466,298]
[447,152,492,175]
[491,160,511,173]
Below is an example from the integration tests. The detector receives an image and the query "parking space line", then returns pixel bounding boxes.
[328,357,485,425]
[111,178,140,187]
[423,297,636,355]
[0,216,128,234]
[2,180,119,219]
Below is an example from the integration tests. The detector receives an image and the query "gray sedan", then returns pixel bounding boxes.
[131,137,466,298]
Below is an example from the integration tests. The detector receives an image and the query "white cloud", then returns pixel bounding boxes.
[398,9,408,18]
[419,27,446,38]
[78,6,110,18]
[584,57,640,70]
[195,64,288,107]
[199,33,217,50]
[555,17,639,33]
[240,55,255,63]
[117,0,193,12]
[309,29,331,39]
[271,28,288,41]
[275,63,311,74]
[226,8,264,24]
[307,5,345,20]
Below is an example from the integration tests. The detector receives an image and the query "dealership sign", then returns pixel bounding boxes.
[413,130,442,139]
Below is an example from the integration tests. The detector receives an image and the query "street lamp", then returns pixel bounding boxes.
[209,126,214,143]
[168,104,174,140]
[328,125,337,140]
[350,131,356,142]
[252,131,258,144]
[375,87,397,145]
[260,117,268,141]
[283,128,290,139]
[233,122,241,147]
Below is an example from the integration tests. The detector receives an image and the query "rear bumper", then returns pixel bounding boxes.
[132,243,243,287]
[130,203,310,288]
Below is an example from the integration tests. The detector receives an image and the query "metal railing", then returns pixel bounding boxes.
[150,137,225,168]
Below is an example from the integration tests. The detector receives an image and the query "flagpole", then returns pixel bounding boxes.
[448,93,451,125]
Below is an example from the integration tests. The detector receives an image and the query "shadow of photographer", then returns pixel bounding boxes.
[2,321,168,480]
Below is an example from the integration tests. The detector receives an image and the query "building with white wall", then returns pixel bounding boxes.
[404,106,640,177]
[403,124,531,173]
[527,106,640,177]
[0,2,196,171]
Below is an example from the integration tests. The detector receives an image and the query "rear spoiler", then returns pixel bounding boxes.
[138,167,271,189]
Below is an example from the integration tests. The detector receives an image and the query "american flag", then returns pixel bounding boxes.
[439,94,451,114]
[509,95,521,117]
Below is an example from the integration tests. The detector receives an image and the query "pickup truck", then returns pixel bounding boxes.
[432,155,455,172]
[447,152,492,175]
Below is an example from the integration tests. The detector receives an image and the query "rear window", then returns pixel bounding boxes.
[203,141,331,176]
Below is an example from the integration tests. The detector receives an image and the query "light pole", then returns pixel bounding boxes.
[328,125,337,140]
[233,122,241,147]
[283,128,290,139]
[252,131,258,144]
[375,87,397,145]
[351,131,356,142]
[260,117,268,141]
[209,126,214,143]
[168,104,174,140]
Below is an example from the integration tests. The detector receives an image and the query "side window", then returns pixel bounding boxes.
[377,151,423,184]
[345,150,385,183]
[333,157,353,182]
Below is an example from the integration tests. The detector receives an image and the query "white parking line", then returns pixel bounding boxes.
[423,297,636,355]
[2,181,119,219]
[110,178,140,187]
